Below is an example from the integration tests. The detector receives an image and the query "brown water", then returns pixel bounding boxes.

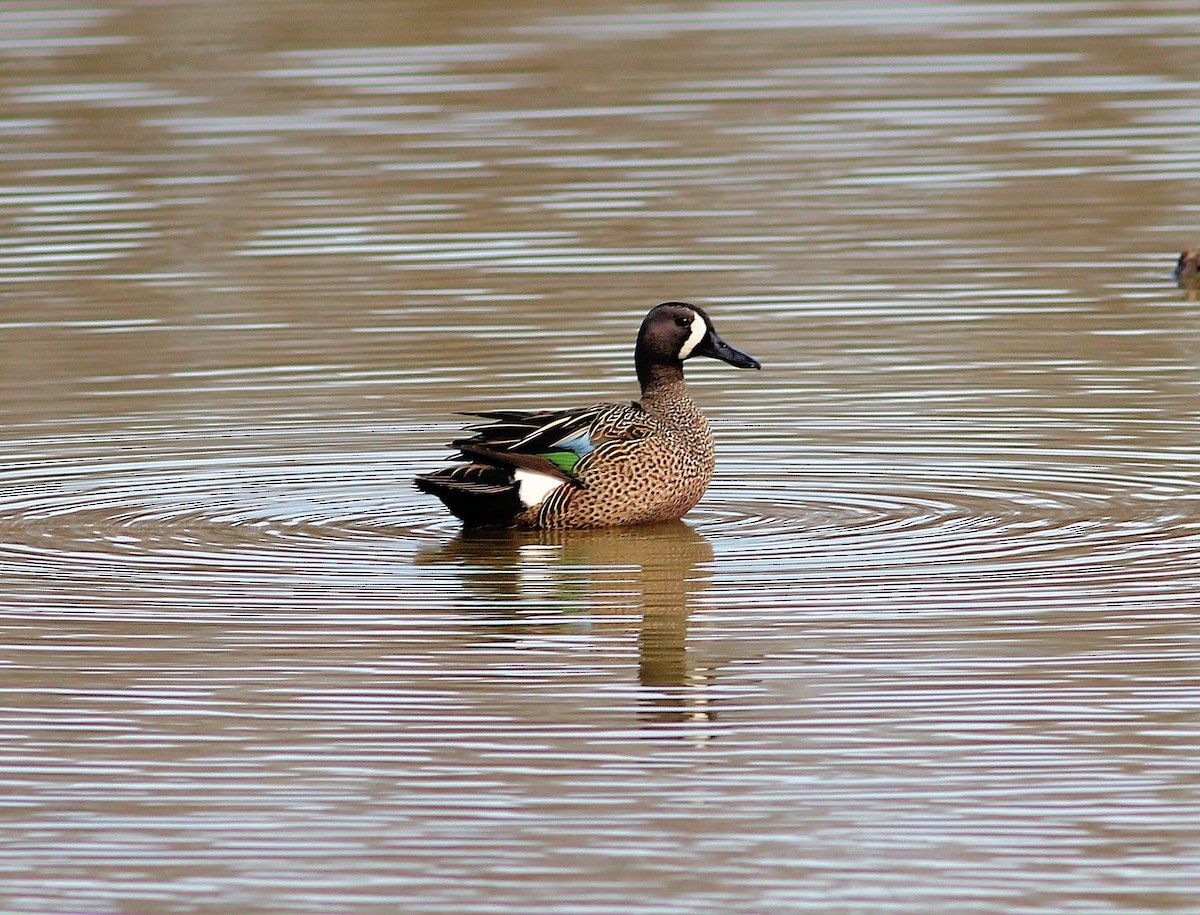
[2,1,1200,912]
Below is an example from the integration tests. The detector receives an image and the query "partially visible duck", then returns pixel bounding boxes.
[1175,249,1198,300]
[416,302,760,529]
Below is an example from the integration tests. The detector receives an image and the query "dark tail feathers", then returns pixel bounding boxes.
[414,463,523,528]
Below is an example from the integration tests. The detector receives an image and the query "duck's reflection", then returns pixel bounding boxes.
[416,522,716,731]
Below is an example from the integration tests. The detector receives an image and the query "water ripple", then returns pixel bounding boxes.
[4,415,1200,624]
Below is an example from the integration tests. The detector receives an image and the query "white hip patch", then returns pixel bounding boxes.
[514,469,565,507]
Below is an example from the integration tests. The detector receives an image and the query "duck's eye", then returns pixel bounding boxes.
[675,317,691,328]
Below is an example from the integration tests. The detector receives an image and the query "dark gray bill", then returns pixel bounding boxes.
[695,332,761,369]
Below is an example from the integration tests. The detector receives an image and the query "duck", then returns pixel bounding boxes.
[1175,249,1198,300]
[415,301,760,529]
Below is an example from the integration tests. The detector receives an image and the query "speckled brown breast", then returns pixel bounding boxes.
[516,385,716,530]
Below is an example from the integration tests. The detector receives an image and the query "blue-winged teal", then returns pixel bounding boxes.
[416,302,760,529]
[1175,249,1198,300]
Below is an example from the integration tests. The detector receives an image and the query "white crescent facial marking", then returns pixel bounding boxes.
[514,469,564,507]
[677,312,707,360]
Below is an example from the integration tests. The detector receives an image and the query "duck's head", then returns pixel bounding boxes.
[636,302,761,374]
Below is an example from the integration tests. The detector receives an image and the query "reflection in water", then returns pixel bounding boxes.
[419,522,716,729]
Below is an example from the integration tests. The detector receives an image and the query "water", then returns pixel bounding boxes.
[2,1,1199,912]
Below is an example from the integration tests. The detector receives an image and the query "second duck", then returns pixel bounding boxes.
[1176,249,1198,300]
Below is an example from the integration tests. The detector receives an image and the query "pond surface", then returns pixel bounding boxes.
[2,1,1199,912]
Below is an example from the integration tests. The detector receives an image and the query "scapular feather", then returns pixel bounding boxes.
[458,441,580,485]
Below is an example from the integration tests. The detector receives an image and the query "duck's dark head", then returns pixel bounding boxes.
[636,301,760,388]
